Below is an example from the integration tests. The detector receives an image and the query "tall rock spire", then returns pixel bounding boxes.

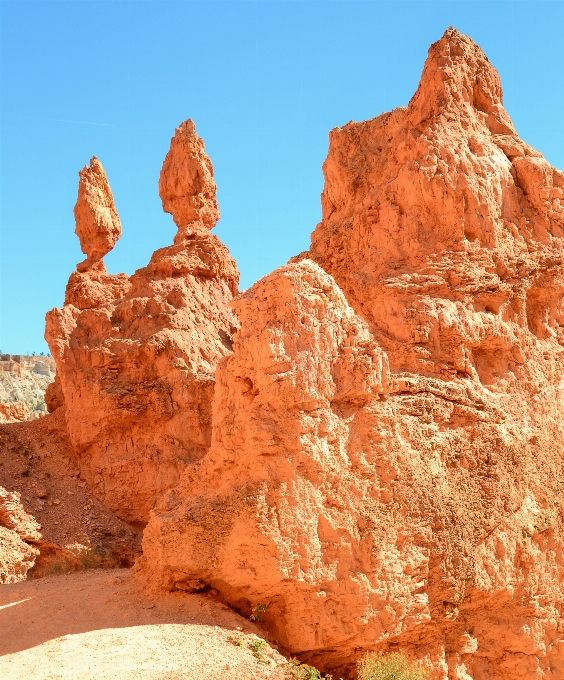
[158,119,220,241]
[74,156,122,272]
[407,27,516,135]
[45,119,239,523]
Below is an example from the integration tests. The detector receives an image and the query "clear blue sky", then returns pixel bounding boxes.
[1,1,563,354]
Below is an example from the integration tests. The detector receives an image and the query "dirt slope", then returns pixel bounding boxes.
[0,569,297,680]
[0,412,140,577]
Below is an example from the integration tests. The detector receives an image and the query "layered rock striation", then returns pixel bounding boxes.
[46,121,239,524]
[138,29,564,679]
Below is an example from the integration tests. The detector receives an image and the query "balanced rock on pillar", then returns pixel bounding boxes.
[65,157,131,310]
[45,121,239,524]
[159,118,220,238]
[74,156,122,271]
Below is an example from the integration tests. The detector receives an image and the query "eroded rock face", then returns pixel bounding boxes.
[310,27,564,382]
[0,402,30,424]
[46,121,239,524]
[159,119,220,237]
[0,487,41,542]
[75,157,122,270]
[0,487,40,583]
[140,29,564,678]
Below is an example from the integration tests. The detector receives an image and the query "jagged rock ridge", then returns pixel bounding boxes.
[139,29,564,679]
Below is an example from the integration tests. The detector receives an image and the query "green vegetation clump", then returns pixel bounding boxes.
[249,638,270,664]
[227,633,244,647]
[251,602,268,622]
[358,652,429,680]
[288,659,333,680]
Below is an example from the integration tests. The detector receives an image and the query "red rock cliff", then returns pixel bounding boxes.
[139,30,564,679]
[45,121,239,524]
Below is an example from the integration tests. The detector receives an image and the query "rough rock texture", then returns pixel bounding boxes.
[159,119,220,237]
[0,402,29,424]
[0,486,41,541]
[46,121,239,524]
[66,157,131,308]
[140,29,564,679]
[0,486,40,583]
[75,156,122,270]
[309,27,564,382]
[0,355,56,420]
[0,526,38,584]
[0,414,141,578]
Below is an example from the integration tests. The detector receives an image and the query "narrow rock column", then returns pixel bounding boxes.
[74,157,122,272]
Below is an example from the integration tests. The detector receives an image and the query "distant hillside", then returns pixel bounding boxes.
[0,355,55,422]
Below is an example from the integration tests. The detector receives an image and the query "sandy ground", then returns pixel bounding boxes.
[0,568,295,679]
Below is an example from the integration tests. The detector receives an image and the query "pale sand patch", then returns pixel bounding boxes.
[0,569,292,679]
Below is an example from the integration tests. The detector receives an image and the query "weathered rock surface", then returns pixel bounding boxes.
[0,402,29,424]
[0,486,40,583]
[159,118,221,237]
[66,156,131,308]
[0,486,41,541]
[0,413,141,578]
[139,29,564,679]
[309,27,564,382]
[0,355,56,420]
[46,120,239,524]
[75,156,122,270]
[0,526,38,584]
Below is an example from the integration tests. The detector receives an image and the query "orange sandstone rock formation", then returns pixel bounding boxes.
[139,29,564,679]
[0,486,40,583]
[75,156,122,269]
[0,402,30,424]
[46,120,239,524]
[64,157,131,310]
[310,27,564,381]
[159,119,221,237]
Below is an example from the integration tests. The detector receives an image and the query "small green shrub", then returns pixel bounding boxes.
[249,638,270,664]
[288,659,328,679]
[358,651,429,680]
[251,602,268,622]
[227,633,244,647]
[21,469,31,477]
